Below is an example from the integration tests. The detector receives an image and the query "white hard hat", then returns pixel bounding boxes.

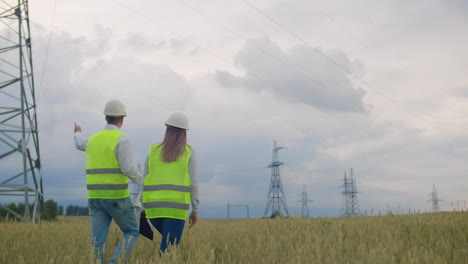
[165,112,189,130]
[103,99,127,117]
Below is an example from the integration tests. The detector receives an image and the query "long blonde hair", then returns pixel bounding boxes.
[160,125,187,162]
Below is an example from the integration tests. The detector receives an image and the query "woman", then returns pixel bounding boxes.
[143,112,199,254]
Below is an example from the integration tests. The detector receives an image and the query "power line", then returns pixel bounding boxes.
[0,0,13,13]
[170,0,429,153]
[240,0,436,131]
[175,0,363,113]
[0,16,12,69]
[108,0,423,155]
[107,0,364,126]
[109,0,237,72]
[36,0,57,102]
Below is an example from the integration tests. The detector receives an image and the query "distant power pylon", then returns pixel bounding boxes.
[227,201,250,219]
[341,168,360,216]
[264,141,289,217]
[297,184,313,217]
[0,0,44,222]
[428,184,442,212]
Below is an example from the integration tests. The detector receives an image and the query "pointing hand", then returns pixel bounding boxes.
[74,123,82,133]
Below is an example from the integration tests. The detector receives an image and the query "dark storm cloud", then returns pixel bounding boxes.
[215,37,367,112]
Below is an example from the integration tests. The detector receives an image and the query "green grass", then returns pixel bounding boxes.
[1,213,467,263]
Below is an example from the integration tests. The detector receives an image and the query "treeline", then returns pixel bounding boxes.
[0,200,89,221]
[65,205,89,216]
[0,199,59,221]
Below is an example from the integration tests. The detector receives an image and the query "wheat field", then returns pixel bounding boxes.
[1,212,467,264]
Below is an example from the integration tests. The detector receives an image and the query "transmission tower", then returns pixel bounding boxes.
[428,184,442,212]
[227,201,250,219]
[264,140,289,217]
[341,168,360,216]
[0,0,44,222]
[297,184,313,217]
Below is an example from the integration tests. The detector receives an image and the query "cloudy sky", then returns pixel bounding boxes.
[2,0,468,217]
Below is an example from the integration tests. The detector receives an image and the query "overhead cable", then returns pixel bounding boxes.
[240,0,436,131]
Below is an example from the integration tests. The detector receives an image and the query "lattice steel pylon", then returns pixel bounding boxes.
[0,0,44,222]
[264,141,289,217]
[341,168,360,216]
[428,184,442,212]
[297,184,312,217]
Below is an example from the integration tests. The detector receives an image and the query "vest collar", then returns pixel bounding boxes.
[104,124,120,130]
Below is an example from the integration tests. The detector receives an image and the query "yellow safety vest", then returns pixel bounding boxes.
[85,130,130,199]
[143,143,192,220]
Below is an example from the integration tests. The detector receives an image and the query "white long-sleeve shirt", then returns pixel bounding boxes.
[74,124,143,185]
[143,149,199,212]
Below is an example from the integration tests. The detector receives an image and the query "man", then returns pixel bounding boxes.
[74,99,142,264]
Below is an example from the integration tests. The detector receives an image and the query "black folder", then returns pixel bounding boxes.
[139,211,154,240]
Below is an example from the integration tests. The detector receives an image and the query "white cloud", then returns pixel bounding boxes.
[2,0,467,217]
[216,37,367,112]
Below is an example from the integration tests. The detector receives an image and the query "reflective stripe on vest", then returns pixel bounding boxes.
[144,184,191,192]
[143,201,190,210]
[143,143,192,220]
[85,130,130,199]
[87,184,129,190]
[86,168,123,174]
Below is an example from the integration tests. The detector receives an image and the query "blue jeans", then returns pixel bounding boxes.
[89,197,139,264]
[149,218,185,253]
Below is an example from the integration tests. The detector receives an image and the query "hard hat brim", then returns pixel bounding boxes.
[165,122,189,130]
[104,114,127,117]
